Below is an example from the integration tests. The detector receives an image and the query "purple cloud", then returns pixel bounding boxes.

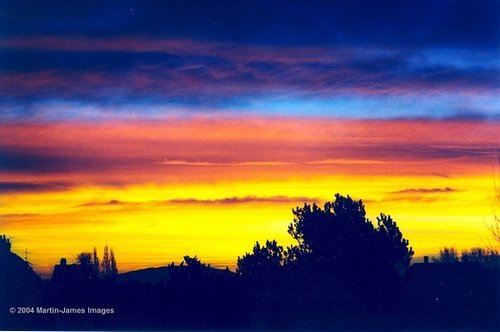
[0,37,497,121]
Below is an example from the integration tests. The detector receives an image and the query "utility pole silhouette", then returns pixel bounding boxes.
[24,248,31,262]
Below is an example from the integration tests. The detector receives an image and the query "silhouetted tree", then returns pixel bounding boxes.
[288,194,413,277]
[73,247,118,279]
[238,194,414,316]
[75,252,92,265]
[433,247,459,263]
[110,248,118,278]
[376,214,414,277]
[101,245,111,277]
[461,247,499,268]
[236,240,288,325]
[237,240,285,278]
[286,195,414,314]
[462,247,486,264]
[92,247,100,276]
[184,255,203,268]
[182,255,206,280]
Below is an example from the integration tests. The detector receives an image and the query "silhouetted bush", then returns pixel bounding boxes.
[433,247,460,263]
[461,247,500,268]
[237,240,285,278]
[237,194,414,323]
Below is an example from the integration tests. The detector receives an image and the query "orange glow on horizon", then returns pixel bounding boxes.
[1,117,498,277]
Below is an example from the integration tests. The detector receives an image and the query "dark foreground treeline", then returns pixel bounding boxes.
[1,194,499,330]
[2,258,499,330]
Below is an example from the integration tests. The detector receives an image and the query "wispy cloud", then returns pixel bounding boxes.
[304,159,387,165]
[157,160,292,167]
[384,187,460,204]
[0,119,497,183]
[166,195,318,205]
[78,200,123,207]
[76,196,318,208]
[158,159,389,167]
[0,37,498,121]
[392,187,458,195]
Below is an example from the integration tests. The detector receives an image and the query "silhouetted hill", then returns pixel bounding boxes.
[118,265,235,284]
[118,266,169,284]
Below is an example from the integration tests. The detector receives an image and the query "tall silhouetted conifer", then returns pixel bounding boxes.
[92,247,100,276]
[101,245,110,277]
[110,248,118,278]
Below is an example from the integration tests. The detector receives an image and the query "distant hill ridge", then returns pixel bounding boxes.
[118,264,235,284]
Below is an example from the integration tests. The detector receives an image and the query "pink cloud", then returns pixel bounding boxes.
[0,118,497,187]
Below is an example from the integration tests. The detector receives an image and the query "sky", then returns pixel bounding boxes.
[0,0,499,276]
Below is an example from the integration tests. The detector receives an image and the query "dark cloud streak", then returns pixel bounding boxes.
[0,150,139,174]
[78,200,124,207]
[165,195,319,205]
[0,181,71,193]
[392,187,457,195]
[76,196,319,209]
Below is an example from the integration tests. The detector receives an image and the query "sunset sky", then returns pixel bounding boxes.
[0,0,499,277]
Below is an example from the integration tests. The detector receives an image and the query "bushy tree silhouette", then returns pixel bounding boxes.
[433,247,459,263]
[236,240,288,326]
[237,240,285,278]
[287,194,414,312]
[288,194,413,277]
[73,246,117,279]
[75,252,92,265]
[183,255,203,267]
[432,247,499,268]
[238,194,414,316]
[375,214,414,277]
[461,247,499,268]
[182,255,207,280]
